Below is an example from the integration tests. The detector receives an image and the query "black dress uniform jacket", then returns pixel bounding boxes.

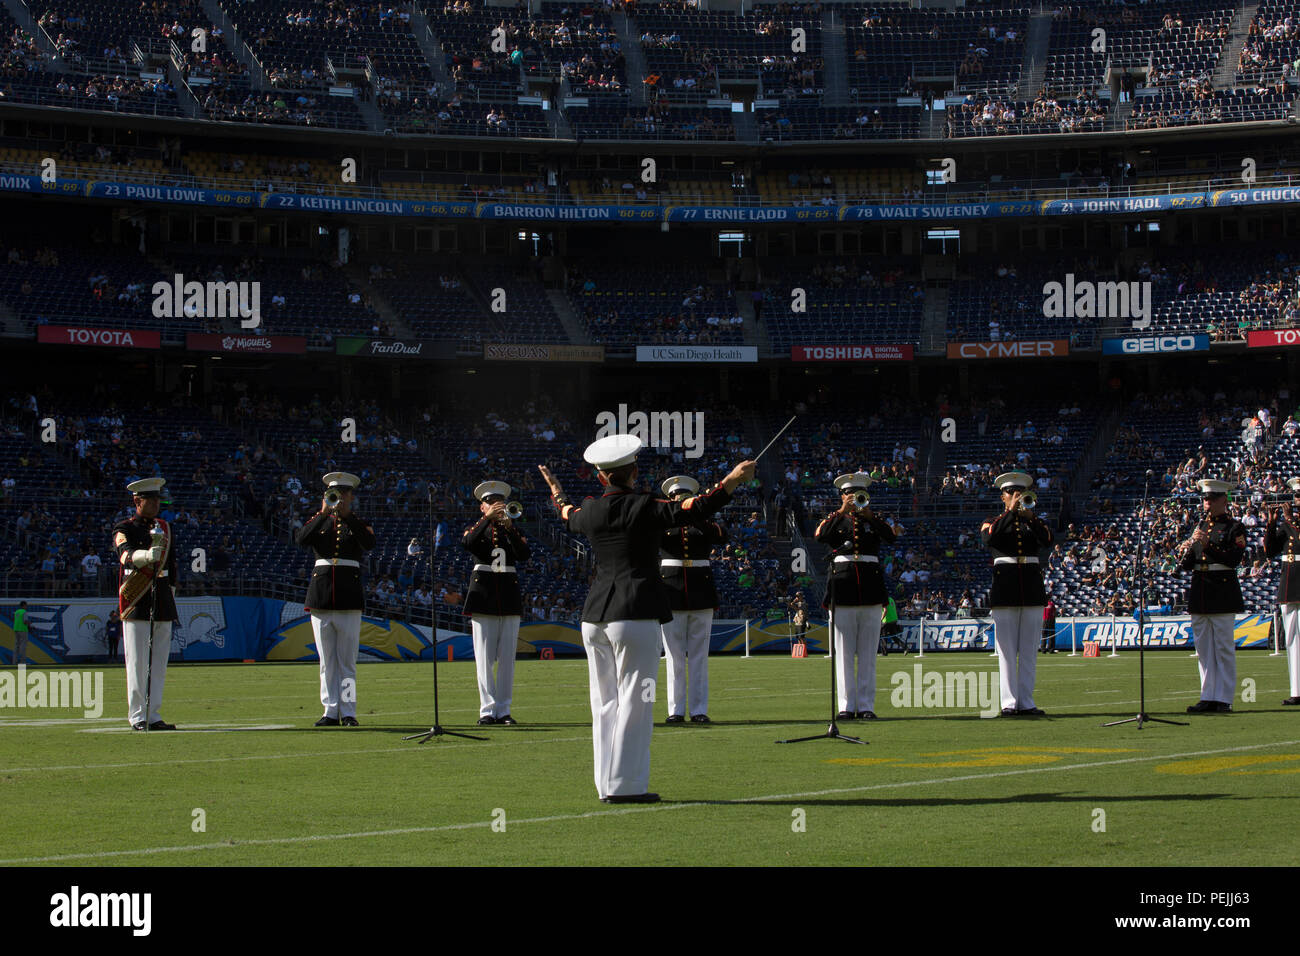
[1264,513,1300,604]
[981,509,1053,607]
[112,515,178,622]
[563,484,732,624]
[461,515,531,615]
[660,520,728,611]
[295,510,376,611]
[815,511,896,608]
[1181,513,1246,614]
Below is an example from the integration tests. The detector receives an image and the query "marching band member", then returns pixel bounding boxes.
[539,436,754,804]
[113,477,178,730]
[982,472,1053,717]
[814,472,897,720]
[1264,477,1300,706]
[659,475,727,725]
[1179,479,1247,714]
[295,472,374,727]
[462,480,530,725]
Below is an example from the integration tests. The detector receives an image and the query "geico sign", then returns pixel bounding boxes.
[1122,336,1196,353]
[948,341,1066,359]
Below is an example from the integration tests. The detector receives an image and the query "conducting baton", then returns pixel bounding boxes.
[754,415,798,463]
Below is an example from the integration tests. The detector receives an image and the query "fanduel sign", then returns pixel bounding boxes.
[1101,334,1209,355]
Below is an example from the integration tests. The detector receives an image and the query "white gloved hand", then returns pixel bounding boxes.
[148,545,165,563]
[132,549,152,568]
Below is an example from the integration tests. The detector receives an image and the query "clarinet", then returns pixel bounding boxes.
[1177,518,1209,563]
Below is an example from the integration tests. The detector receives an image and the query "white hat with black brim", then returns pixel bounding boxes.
[1197,479,1234,497]
[322,472,361,490]
[584,434,643,470]
[995,471,1033,492]
[833,472,872,493]
[127,477,166,497]
[662,475,699,498]
[474,480,511,502]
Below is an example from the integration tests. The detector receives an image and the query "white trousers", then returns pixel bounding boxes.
[1284,604,1300,697]
[312,610,361,719]
[832,604,882,713]
[661,609,712,717]
[992,606,1041,711]
[582,619,660,798]
[471,614,519,718]
[124,619,171,726]
[1191,613,1236,705]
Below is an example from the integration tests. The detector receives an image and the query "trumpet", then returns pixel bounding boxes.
[505,501,524,520]
[1018,490,1037,511]
[852,491,870,510]
[324,488,342,509]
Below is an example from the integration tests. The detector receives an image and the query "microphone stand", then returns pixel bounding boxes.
[1104,472,1187,729]
[406,485,485,743]
[779,552,866,745]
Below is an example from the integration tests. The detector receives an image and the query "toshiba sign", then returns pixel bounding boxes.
[791,344,914,362]
[1247,329,1300,349]
[946,340,1069,359]
[37,325,161,349]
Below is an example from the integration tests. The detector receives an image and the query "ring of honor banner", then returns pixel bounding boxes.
[0,603,1274,662]
[14,173,1300,224]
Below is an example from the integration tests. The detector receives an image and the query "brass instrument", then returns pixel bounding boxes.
[1019,490,1037,511]
[505,501,524,520]
[118,521,169,616]
[324,488,342,509]
[852,491,870,509]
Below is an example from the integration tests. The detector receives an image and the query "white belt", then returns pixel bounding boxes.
[156,570,169,578]
[662,559,710,567]
[316,558,360,568]
[994,557,1039,565]
[833,555,878,564]
[1283,555,1298,562]
[1202,564,1233,572]
[474,563,517,573]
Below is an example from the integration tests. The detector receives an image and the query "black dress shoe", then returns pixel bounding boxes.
[131,722,146,731]
[689,714,710,723]
[665,714,685,724]
[836,711,855,720]
[601,792,661,804]
[1017,707,1046,716]
[1212,702,1233,713]
[497,715,517,725]
[1283,697,1300,705]
[340,716,359,726]
[477,716,498,725]
[148,720,176,730]
[856,711,877,719]
[1000,708,1019,717]
[315,716,340,726]
[1186,700,1214,714]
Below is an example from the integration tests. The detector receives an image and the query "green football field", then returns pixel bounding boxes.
[1,650,1297,867]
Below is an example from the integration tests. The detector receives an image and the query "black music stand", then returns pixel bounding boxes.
[778,555,866,745]
[406,487,485,742]
[1103,472,1187,729]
